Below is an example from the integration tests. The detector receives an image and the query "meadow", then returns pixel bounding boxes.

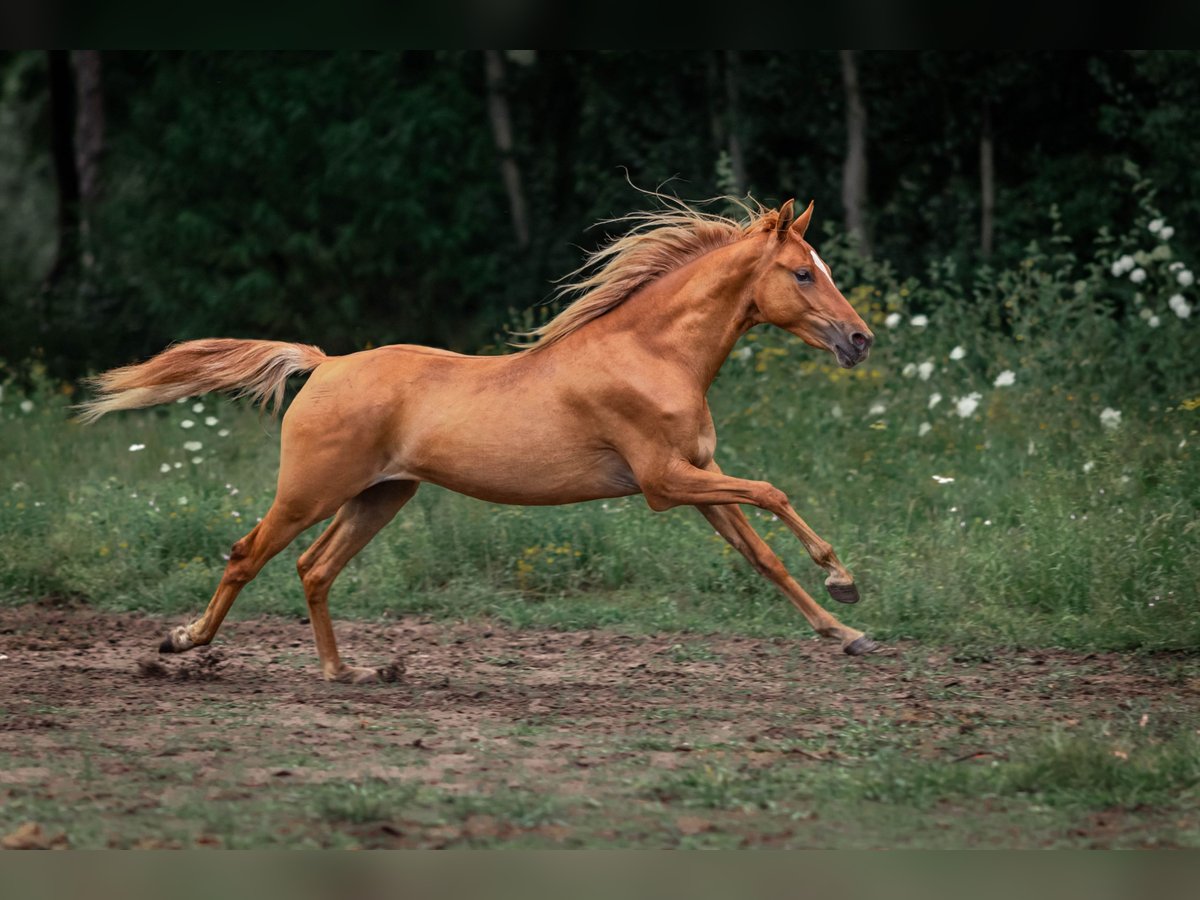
[3,195,1198,653]
[1,193,1199,848]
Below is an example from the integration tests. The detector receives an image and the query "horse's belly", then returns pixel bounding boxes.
[406,443,640,506]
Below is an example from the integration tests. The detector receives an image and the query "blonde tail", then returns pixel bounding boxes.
[77,338,329,423]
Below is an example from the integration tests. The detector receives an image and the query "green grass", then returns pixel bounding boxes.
[2,351,1197,654]
[3,209,1200,654]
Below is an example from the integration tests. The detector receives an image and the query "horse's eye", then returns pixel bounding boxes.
[794,269,813,284]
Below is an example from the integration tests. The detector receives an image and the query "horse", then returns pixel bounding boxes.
[81,197,878,684]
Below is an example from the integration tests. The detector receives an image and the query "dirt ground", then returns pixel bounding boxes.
[2,596,1198,849]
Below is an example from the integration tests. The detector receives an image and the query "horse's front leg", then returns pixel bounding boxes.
[696,503,877,655]
[637,458,860,604]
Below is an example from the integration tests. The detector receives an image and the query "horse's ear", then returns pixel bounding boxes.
[790,200,815,239]
[775,199,796,240]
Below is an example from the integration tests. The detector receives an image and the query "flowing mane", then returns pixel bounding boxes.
[519,197,779,350]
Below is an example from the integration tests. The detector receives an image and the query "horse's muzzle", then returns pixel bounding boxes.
[832,329,873,368]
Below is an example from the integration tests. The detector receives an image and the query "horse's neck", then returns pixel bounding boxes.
[591,238,761,388]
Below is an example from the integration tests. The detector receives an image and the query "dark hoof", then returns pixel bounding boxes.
[159,636,178,654]
[844,635,880,656]
[377,660,404,683]
[826,582,860,604]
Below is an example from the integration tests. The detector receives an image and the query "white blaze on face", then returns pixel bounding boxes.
[810,249,833,284]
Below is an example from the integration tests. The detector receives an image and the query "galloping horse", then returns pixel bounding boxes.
[82,198,878,683]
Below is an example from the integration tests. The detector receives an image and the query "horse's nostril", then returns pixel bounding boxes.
[850,331,869,350]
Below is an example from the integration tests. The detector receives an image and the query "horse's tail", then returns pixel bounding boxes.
[77,338,329,423]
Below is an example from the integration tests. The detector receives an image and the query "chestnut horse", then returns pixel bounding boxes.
[82,198,877,683]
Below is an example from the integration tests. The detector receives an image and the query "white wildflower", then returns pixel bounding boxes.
[128,443,145,452]
[949,345,966,361]
[1161,226,1175,241]
[217,428,230,437]
[1178,270,1195,287]
[159,463,171,474]
[932,475,955,485]
[1149,315,1161,328]
[175,397,188,404]
[911,315,929,328]
[191,456,203,465]
[1100,407,1122,430]
[19,400,33,414]
[918,422,932,437]
[733,346,752,361]
[884,312,902,329]
[955,392,982,418]
[1111,254,1135,276]
[1148,218,1164,234]
[204,416,219,427]
[192,402,204,413]
[993,370,1016,388]
[1168,294,1191,319]
[183,440,203,452]
[173,462,183,469]
[1027,439,1036,456]
[869,402,886,417]
[929,392,943,410]
[1129,268,1147,284]
[180,419,195,429]
[178,497,188,505]
[917,361,934,381]
[1082,461,1095,473]
[902,363,917,378]
[830,403,842,419]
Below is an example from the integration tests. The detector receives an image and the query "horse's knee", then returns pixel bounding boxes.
[757,483,789,511]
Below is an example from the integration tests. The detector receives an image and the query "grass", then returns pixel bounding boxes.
[2,327,1197,654]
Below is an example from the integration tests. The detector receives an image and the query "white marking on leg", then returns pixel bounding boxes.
[171,625,195,651]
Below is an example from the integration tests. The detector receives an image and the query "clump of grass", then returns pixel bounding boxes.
[856,727,1200,811]
[1001,729,1200,809]
[310,778,420,824]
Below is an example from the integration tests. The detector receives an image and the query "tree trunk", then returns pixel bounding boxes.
[705,53,726,154]
[72,50,104,290]
[723,50,748,196]
[839,50,870,255]
[45,50,80,291]
[979,99,995,258]
[483,50,530,249]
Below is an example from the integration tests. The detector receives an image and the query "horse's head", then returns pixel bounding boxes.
[751,200,873,368]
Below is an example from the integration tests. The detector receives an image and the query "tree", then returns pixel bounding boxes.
[839,50,870,255]
[483,50,530,248]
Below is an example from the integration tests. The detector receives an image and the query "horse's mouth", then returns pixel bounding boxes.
[832,345,866,368]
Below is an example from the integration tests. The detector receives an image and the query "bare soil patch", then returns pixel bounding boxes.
[1,597,1197,848]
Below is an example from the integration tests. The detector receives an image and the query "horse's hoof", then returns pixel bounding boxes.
[159,625,195,654]
[376,659,404,683]
[843,635,880,656]
[826,582,860,604]
[332,659,405,684]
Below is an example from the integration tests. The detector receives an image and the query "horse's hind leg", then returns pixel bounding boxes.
[159,493,342,654]
[295,480,419,683]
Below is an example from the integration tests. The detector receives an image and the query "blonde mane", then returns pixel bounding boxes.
[518,197,778,350]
